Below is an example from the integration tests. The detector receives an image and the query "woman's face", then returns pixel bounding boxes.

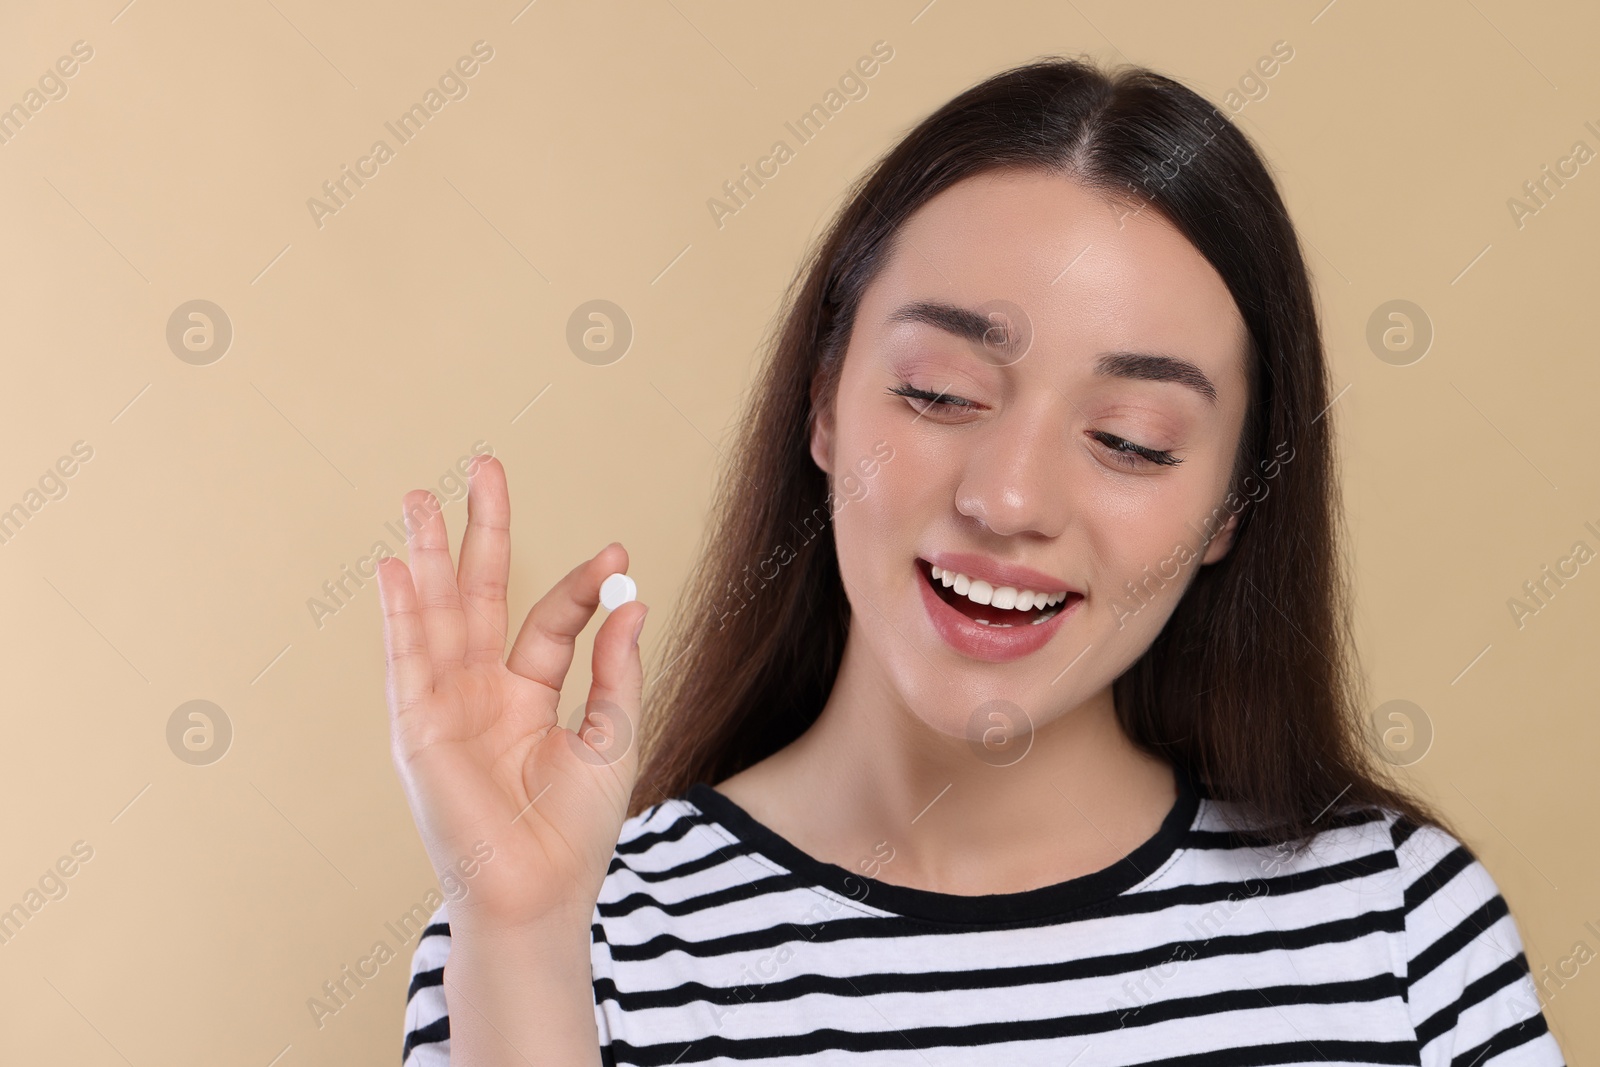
[811,168,1252,742]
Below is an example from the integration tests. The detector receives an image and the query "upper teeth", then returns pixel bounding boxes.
[931,565,1070,611]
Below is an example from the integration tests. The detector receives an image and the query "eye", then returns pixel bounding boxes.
[890,381,1183,468]
[887,382,977,416]
[1089,430,1183,468]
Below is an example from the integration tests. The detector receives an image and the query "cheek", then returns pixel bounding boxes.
[831,444,917,573]
[1087,487,1183,570]
[1083,460,1224,563]
[1082,480,1220,636]
[828,404,923,538]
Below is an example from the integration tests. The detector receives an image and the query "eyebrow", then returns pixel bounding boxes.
[885,299,1220,405]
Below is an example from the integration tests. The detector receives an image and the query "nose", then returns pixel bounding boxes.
[953,408,1068,539]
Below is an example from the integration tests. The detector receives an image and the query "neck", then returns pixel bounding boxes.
[769,634,1179,895]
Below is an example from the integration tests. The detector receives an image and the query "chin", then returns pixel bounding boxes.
[883,660,1039,749]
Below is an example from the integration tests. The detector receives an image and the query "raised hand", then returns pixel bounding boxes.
[376,455,648,935]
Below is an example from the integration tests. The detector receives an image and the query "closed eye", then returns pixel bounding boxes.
[1087,430,1183,468]
[888,382,1182,468]
[887,382,974,411]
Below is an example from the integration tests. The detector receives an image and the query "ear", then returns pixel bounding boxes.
[1201,510,1239,564]
[808,375,834,477]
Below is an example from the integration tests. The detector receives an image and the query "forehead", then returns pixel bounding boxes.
[863,169,1250,390]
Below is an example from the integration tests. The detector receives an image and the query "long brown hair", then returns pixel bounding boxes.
[629,54,1456,849]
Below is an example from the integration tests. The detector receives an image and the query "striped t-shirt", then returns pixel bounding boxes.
[402,768,1566,1065]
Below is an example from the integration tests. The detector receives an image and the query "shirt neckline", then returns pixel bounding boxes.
[683,763,1201,926]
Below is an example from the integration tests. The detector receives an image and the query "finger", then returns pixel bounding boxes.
[404,488,467,681]
[575,598,648,782]
[375,556,434,718]
[457,455,511,665]
[505,541,627,692]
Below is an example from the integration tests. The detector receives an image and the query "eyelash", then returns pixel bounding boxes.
[887,382,1184,468]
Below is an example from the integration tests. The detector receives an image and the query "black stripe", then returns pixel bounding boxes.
[1404,845,1474,912]
[418,921,449,941]
[614,806,702,855]
[597,907,1403,1012]
[606,1037,1424,1067]
[1408,894,1511,986]
[603,975,1409,1066]
[1121,1038,1419,1067]
[601,871,800,920]
[1415,951,1531,1046]
[1183,806,1388,850]
[405,965,443,1004]
[401,1014,448,1062]
[1391,813,1421,851]
[1073,850,1402,923]
[1449,1008,1552,1067]
[605,836,758,883]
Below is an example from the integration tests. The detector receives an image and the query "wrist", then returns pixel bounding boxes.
[448,896,597,944]
[443,917,601,1067]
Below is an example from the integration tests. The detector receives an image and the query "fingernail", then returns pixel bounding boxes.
[631,606,648,647]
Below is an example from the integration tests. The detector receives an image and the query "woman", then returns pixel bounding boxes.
[381,56,1566,1065]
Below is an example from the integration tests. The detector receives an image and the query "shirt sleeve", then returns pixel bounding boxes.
[400,901,452,1066]
[1393,816,1567,1065]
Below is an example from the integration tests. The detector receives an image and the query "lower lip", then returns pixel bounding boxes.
[915,560,1081,663]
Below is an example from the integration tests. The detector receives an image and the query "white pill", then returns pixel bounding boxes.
[600,572,637,610]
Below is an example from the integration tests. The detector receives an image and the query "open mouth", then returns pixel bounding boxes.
[916,558,1080,628]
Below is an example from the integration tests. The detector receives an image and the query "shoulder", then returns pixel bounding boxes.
[596,788,741,909]
[1175,792,1399,886]
[1377,809,1526,971]
[1349,808,1561,1063]
[1171,794,1507,921]
[1386,813,1495,915]
[1178,796,1559,1051]
[1383,812,1525,972]
[614,790,713,854]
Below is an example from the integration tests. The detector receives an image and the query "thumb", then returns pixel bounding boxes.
[570,600,648,790]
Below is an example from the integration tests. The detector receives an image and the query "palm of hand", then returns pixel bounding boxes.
[378,456,647,932]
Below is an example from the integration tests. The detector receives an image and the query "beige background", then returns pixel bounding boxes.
[1,0,1595,1062]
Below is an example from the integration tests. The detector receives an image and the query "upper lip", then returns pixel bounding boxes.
[920,552,1080,597]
